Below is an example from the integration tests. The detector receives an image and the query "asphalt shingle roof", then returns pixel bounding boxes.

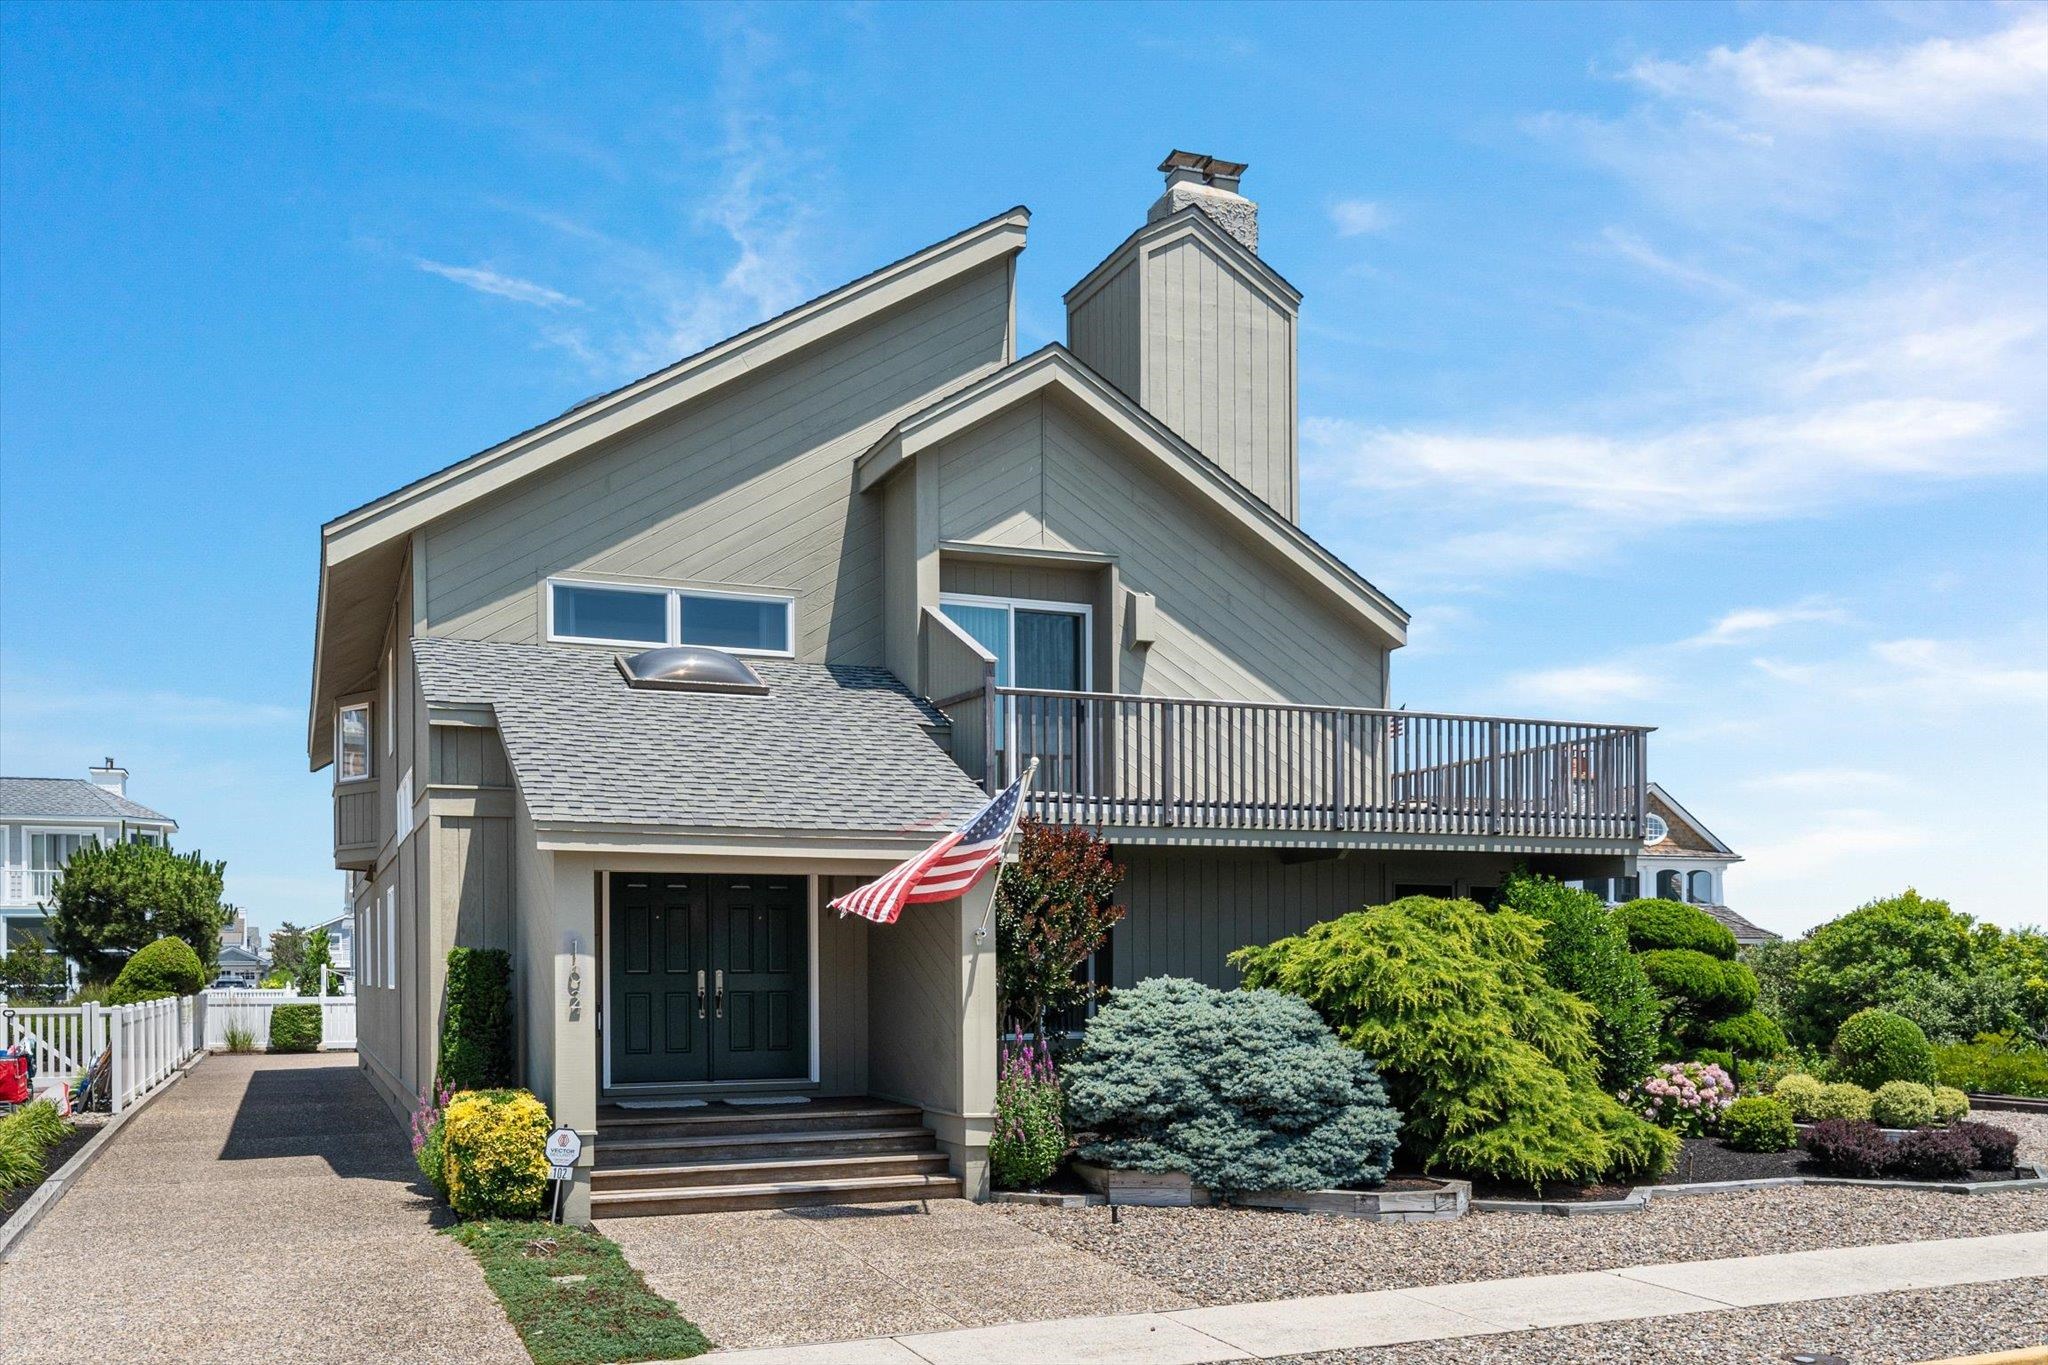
[1698,903,1781,944]
[0,777,174,824]
[412,637,989,837]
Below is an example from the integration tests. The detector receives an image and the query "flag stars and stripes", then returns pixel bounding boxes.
[831,770,1031,924]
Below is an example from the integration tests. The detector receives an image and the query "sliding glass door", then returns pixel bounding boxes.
[941,594,1091,794]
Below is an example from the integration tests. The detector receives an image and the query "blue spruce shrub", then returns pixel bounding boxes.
[1062,976,1401,1196]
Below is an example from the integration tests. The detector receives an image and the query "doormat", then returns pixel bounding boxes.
[725,1096,810,1107]
[613,1098,710,1110]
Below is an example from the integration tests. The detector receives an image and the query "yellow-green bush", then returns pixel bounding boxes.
[1810,1081,1874,1122]
[1771,1072,1825,1121]
[442,1089,551,1220]
[1931,1085,1971,1124]
[1870,1080,1936,1129]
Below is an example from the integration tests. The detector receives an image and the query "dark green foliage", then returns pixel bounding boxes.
[1722,1096,1798,1153]
[1934,1032,2048,1097]
[439,948,514,1090]
[295,926,343,996]
[1614,898,1737,958]
[1063,977,1401,1195]
[1800,1119,1892,1176]
[1950,1121,2018,1171]
[1233,896,1677,1189]
[1891,1126,1974,1180]
[1639,950,1758,1015]
[268,1003,322,1052]
[1704,1010,1789,1058]
[1496,872,1660,1089]
[448,1220,712,1363]
[995,821,1125,1039]
[46,841,229,981]
[1832,1008,1936,1088]
[1742,940,1803,1030]
[0,946,68,1005]
[267,923,308,980]
[104,936,206,1004]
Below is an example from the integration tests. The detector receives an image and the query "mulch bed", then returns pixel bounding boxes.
[1463,1138,2030,1201]
[0,1123,94,1228]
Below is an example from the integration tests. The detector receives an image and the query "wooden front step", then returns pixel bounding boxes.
[592,1172,962,1218]
[600,1125,940,1166]
[594,1151,951,1192]
[594,1101,923,1139]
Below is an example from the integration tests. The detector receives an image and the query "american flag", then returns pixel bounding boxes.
[830,768,1033,924]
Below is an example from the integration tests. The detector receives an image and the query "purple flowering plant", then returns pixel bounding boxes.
[1625,1060,1736,1138]
[990,1039,1065,1190]
[411,1081,457,1196]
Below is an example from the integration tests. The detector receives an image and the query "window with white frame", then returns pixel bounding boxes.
[127,829,163,846]
[336,702,372,781]
[29,830,95,871]
[546,577,794,656]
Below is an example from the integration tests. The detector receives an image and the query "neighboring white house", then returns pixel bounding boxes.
[1575,782,1775,947]
[313,909,354,990]
[0,760,177,953]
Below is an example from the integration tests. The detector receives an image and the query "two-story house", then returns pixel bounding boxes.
[0,760,177,954]
[308,152,1652,1221]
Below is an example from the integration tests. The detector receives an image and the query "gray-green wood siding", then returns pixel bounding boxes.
[422,261,1012,663]
[1066,256,1140,400]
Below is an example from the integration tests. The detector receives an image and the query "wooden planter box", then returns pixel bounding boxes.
[1072,1162,1468,1221]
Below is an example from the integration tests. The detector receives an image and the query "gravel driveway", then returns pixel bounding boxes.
[0,1053,523,1364]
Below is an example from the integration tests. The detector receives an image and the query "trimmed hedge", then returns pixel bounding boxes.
[1870,1080,1937,1129]
[1772,1073,1825,1120]
[1722,1096,1798,1153]
[1832,1008,1936,1088]
[439,948,514,1092]
[1811,1081,1874,1122]
[1614,899,1738,958]
[1931,1085,1971,1124]
[1704,1010,1789,1058]
[1639,950,1758,1016]
[105,937,206,1005]
[268,1003,322,1053]
[442,1088,551,1220]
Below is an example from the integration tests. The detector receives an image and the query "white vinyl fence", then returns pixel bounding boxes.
[201,990,356,1052]
[0,995,205,1113]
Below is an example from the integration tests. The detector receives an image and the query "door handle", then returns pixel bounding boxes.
[696,969,707,1019]
[714,969,725,1019]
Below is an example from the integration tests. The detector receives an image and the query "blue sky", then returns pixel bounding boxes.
[3,2,2043,937]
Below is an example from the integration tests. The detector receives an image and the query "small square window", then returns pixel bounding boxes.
[337,703,371,782]
[551,582,667,644]
[680,592,791,654]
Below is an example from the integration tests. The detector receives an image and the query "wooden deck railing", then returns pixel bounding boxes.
[983,686,1650,840]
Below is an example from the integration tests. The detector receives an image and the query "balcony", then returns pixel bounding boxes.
[333,786,379,870]
[1,869,57,909]
[952,686,1649,844]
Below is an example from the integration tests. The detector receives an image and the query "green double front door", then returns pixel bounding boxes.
[607,873,809,1086]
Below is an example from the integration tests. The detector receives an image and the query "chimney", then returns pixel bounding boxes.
[1148,150,1257,253]
[89,757,127,798]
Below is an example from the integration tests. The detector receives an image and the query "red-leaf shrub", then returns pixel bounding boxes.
[1800,1118,1892,1176]
[1890,1125,1975,1180]
[1949,1120,2019,1171]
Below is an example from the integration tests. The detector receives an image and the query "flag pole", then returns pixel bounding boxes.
[973,758,1037,945]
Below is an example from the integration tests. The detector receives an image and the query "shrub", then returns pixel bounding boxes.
[1870,1080,1937,1129]
[268,1003,322,1053]
[103,937,206,1005]
[1232,896,1673,1189]
[1772,1073,1826,1120]
[1614,898,1738,958]
[1723,1096,1798,1153]
[995,821,1126,1039]
[1949,1121,2019,1171]
[1933,1032,2048,1097]
[1629,1060,1736,1137]
[1811,1081,1874,1122]
[1891,1125,1975,1180]
[1801,1118,1892,1176]
[1064,978,1400,1196]
[438,948,514,1092]
[1931,1085,1971,1124]
[45,841,228,983]
[990,1042,1065,1191]
[1791,889,1979,1045]
[222,1018,258,1054]
[1704,1010,1789,1059]
[411,1083,456,1199]
[1639,951,1758,1016]
[1496,873,1661,1091]
[442,1088,551,1219]
[3,1100,68,1150]
[0,1101,70,1194]
[1831,1009,1936,1089]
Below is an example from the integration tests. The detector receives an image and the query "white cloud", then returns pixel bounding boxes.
[1741,768,1905,796]
[1501,663,1663,708]
[412,259,582,309]
[1330,199,1394,236]
[1870,638,2048,701]
[1687,602,1846,646]
[1738,808,1933,879]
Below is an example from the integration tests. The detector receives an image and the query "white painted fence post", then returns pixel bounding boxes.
[108,1007,126,1113]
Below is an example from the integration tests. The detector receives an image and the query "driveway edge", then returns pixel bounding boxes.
[0,1050,208,1264]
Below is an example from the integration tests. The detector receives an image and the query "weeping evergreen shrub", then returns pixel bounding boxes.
[1233,896,1679,1189]
[1062,977,1400,1196]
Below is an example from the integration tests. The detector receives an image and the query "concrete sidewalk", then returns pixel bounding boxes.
[706,1230,2048,1363]
[0,1053,524,1364]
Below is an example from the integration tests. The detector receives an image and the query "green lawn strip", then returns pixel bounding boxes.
[448,1219,712,1364]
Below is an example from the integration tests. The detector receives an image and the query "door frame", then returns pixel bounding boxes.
[598,870,821,1094]
[936,592,1095,691]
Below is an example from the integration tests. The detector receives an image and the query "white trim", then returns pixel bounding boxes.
[335,701,373,784]
[938,591,1095,691]
[544,575,796,658]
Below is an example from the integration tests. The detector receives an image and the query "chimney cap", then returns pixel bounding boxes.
[1158,150,1249,181]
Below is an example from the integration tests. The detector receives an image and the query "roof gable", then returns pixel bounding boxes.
[1645,783,1738,858]
[855,345,1407,648]
[0,777,176,825]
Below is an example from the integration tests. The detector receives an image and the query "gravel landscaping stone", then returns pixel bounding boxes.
[992,1183,2048,1306]
[1273,1276,2048,1362]
[1985,1110,2048,1165]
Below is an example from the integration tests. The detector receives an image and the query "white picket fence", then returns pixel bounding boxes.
[200,990,357,1052]
[0,995,204,1113]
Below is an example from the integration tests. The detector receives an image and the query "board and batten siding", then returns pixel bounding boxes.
[1064,255,1140,400]
[929,393,1384,709]
[421,261,1013,664]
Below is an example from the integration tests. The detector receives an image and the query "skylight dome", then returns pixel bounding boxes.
[616,646,769,695]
